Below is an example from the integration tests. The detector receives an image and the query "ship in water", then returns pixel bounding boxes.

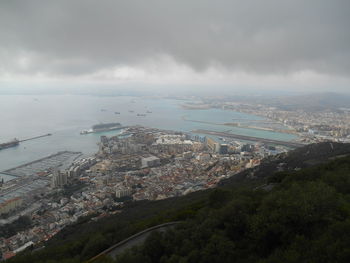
[0,139,20,150]
[80,123,123,135]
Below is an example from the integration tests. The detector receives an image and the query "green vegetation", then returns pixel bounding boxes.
[113,156,350,263]
[8,189,209,263]
[7,144,350,263]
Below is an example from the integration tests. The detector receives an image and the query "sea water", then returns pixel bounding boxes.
[0,94,296,181]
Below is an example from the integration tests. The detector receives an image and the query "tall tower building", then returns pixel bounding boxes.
[51,169,68,188]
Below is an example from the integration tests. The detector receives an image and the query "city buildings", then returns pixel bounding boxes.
[141,156,161,168]
[0,125,287,259]
[115,187,132,199]
[0,197,22,215]
[51,170,68,188]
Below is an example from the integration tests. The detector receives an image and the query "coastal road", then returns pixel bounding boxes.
[87,222,182,262]
[192,129,305,148]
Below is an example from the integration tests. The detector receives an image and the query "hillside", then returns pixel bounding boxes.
[220,142,350,185]
[8,143,350,263]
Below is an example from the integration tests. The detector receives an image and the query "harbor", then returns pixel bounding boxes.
[1,151,82,178]
[0,95,298,181]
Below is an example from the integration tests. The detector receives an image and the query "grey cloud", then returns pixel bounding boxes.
[0,0,349,76]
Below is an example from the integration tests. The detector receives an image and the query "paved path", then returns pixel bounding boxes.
[88,222,182,262]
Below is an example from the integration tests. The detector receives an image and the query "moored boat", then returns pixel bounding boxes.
[0,139,20,150]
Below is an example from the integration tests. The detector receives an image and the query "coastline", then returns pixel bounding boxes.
[0,95,297,183]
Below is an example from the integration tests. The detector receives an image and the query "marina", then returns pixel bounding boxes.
[0,178,49,204]
[1,151,82,177]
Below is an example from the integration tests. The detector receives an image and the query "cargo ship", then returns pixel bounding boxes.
[80,123,123,135]
[0,139,20,150]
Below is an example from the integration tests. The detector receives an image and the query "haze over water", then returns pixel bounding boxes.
[0,94,296,181]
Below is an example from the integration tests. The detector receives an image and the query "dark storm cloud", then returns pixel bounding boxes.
[0,0,349,76]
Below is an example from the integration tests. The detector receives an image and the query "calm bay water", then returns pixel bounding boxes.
[0,95,296,181]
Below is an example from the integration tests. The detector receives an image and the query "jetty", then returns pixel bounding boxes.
[19,133,52,143]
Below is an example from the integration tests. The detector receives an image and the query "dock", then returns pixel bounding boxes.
[19,133,52,143]
[0,134,53,152]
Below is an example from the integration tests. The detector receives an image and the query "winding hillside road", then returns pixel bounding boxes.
[88,221,182,262]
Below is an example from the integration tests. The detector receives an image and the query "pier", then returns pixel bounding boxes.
[191,129,305,148]
[0,134,53,152]
[19,133,52,143]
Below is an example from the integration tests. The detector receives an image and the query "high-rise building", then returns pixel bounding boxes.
[115,187,132,198]
[206,137,228,154]
[0,197,23,215]
[51,169,68,188]
[219,144,228,154]
[241,144,255,152]
[141,156,161,168]
[206,137,220,153]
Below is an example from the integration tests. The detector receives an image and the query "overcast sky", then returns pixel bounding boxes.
[0,0,349,93]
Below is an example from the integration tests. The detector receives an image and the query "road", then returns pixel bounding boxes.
[192,129,304,148]
[87,222,181,262]
[182,116,296,135]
